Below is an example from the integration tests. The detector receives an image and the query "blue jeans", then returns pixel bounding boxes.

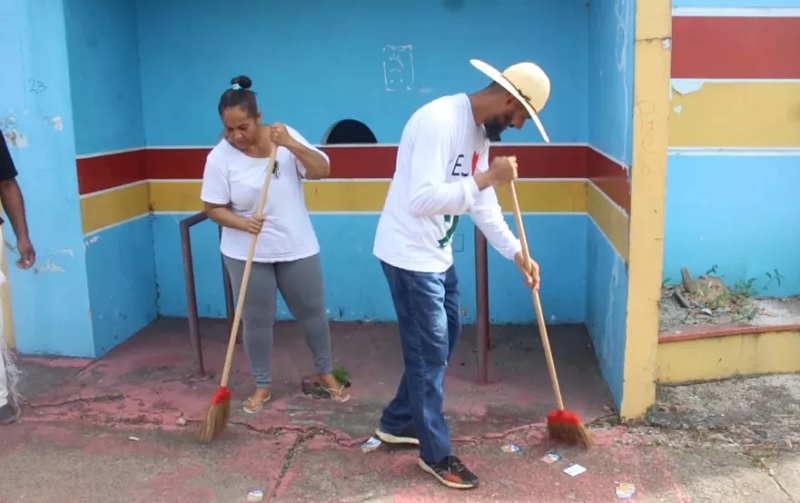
[379,260,462,464]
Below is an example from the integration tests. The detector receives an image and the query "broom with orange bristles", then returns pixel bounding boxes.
[198,144,278,444]
[507,178,593,448]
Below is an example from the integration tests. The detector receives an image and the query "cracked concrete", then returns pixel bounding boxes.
[0,318,798,502]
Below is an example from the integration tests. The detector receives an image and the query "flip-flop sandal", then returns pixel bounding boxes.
[242,394,272,414]
[320,384,351,403]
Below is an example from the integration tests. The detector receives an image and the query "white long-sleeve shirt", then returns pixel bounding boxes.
[373,93,522,273]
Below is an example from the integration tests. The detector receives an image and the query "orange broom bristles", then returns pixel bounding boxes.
[547,409,593,448]
[198,386,233,443]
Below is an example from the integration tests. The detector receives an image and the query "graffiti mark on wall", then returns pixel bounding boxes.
[27,79,47,95]
[382,45,415,91]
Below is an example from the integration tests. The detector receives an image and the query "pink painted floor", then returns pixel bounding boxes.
[0,318,693,502]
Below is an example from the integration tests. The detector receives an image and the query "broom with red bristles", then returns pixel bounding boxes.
[507,178,593,448]
[198,143,278,444]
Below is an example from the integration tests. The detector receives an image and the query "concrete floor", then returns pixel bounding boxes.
[1,318,797,502]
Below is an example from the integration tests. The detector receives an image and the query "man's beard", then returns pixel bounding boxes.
[484,118,509,142]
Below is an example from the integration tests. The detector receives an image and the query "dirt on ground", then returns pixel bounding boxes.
[659,267,800,333]
[641,374,800,454]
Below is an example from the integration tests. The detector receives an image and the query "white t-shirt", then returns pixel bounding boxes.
[200,126,328,263]
[373,93,522,273]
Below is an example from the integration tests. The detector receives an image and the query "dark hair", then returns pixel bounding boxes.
[217,75,259,118]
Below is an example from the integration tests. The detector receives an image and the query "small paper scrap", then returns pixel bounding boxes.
[616,482,636,499]
[564,463,587,477]
[361,436,382,453]
[246,489,264,502]
[501,443,521,453]
[540,452,561,464]
[128,436,140,442]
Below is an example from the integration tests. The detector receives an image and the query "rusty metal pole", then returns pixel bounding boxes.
[475,227,490,385]
[180,213,206,377]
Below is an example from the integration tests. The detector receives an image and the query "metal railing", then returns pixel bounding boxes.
[179,211,492,383]
[180,211,234,377]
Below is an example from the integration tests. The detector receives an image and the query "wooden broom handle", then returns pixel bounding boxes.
[219,145,278,387]
[508,180,566,411]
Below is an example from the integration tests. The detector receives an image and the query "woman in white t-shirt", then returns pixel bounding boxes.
[200,75,350,413]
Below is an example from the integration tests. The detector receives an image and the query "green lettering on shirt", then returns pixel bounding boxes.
[437,214,460,248]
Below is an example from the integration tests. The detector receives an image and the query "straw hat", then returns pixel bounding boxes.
[470,59,551,142]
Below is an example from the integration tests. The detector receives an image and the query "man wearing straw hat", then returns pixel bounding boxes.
[372,58,552,489]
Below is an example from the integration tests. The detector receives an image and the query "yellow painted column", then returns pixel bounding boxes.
[620,0,672,419]
[0,223,16,349]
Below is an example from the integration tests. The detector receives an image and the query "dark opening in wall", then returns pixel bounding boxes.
[322,119,378,145]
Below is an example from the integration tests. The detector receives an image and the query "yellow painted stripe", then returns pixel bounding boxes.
[147,180,588,213]
[495,180,586,213]
[670,81,800,147]
[657,330,800,384]
[80,182,150,234]
[586,183,629,262]
[83,180,629,267]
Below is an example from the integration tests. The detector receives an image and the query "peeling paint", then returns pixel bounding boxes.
[673,105,683,114]
[51,116,63,131]
[4,129,28,148]
[53,248,75,257]
[33,259,66,273]
[671,79,705,96]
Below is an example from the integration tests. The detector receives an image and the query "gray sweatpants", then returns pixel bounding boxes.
[223,253,333,388]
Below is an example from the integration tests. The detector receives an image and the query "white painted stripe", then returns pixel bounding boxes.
[79,179,148,199]
[76,142,593,158]
[151,211,201,216]
[76,146,143,159]
[83,213,150,237]
[669,147,800,156]
[588,179,630,218]
[672,7,800,17]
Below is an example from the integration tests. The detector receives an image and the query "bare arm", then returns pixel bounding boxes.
[203,202,249,231]
[278,124,330,180]
[286,138,330,179]
[0,179,30,244]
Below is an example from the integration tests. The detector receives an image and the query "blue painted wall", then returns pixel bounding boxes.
[585,219,629,406]
[136,0,596,326]
[136,0,589,146]
[584,0,634,405]
[63,0,158,355]
[588,0,635,168]
[153,213,588,324]
[664,153,800,297]
[0,0,95,356]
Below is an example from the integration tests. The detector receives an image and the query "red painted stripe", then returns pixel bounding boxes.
[143,145,588,180]
[76,150,146,194]
[672,16,800,79]
[77,145,630,214]
[587,149,630,214]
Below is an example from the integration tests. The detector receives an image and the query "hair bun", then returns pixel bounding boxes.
[230,75,253,90]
